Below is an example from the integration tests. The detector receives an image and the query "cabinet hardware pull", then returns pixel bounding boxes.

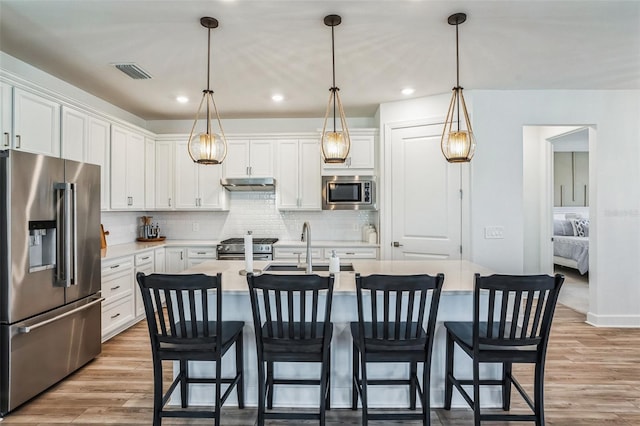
[346,252,355,255]
[110,285,121,291]
[110,265,120,269]
[197,252,206,255]
[141,256,150,260]
[168,197,171,207]
[110,313,121,319]
[15,134,21,148]
[3,132,9,147]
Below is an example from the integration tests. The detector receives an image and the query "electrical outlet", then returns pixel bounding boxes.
[192,222,200,232]
[484,226,504,239]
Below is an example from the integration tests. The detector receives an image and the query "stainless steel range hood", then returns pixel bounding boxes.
[220,177,276,192]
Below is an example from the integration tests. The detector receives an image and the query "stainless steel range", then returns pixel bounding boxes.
[217,237,279,261]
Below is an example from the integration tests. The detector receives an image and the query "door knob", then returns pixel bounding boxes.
[392,241,403,247]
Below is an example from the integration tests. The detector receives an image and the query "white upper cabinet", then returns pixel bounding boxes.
[154,140,175,210]
[224,139,274,178]
[1,82,12,149]
[321,129,376,175]
[61,106,87,162]
[276,138,321,210]
[144,137,155,209]
[110,125,145,209]
[13,88,61,157]
[174,140,227,210]
[85,116,111,210]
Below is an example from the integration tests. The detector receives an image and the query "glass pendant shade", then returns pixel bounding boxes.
[441,12,475,163]
[321,88,350,163]
[441,87,475,163]
[188,90,227,164]
[187,17,227,165]
[321,14,350,164]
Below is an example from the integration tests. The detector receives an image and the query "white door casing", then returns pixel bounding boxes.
[389,122,462,260]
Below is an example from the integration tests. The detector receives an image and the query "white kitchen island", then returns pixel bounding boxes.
[172,259,502,410]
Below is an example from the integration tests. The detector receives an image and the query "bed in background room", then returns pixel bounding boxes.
[553,217,589,275]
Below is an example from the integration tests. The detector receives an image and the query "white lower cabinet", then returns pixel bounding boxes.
[154,247,165,273]
[165,247,186,273]
[101,255,135,341]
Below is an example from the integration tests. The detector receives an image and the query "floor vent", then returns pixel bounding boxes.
[113,63,152,80]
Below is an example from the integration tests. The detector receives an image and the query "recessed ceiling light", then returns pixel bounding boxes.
[401,88,415,96]
[176,96,189,103]
[272,94,284,102]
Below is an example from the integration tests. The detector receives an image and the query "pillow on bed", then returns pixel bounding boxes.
[554,220,575,236]
[572,219,590,237]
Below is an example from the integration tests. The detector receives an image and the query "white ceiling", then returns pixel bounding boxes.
[1,0,638,121]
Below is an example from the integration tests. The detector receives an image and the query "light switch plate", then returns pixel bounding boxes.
[485,226,504,239]
[192,222,200,232]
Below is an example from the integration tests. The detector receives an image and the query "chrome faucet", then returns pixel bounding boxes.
[301,221,312,273]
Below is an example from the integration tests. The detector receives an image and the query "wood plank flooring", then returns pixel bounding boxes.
[2,304,640,425]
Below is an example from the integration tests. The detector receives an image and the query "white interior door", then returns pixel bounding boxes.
[390,123,461,260]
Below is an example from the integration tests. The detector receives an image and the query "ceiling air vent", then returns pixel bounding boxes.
[113,63,152,80]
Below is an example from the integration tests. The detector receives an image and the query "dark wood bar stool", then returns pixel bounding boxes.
[351,273,445,425]
[444,273,564,425]
[246,273,335,426]
[136,273,245,426]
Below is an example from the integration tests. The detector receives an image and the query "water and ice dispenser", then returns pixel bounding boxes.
[28,220,57,272]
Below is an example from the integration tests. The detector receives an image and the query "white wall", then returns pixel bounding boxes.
[378,89,640,326]
[471,90,640,327]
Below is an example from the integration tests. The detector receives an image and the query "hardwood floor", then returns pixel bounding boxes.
[2,305,640,425]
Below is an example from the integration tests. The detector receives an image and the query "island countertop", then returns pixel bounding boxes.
[182,259,494,293]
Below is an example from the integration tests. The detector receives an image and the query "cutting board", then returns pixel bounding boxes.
[100,224,109,249]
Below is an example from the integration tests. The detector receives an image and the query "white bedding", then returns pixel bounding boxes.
[553,235,589,274]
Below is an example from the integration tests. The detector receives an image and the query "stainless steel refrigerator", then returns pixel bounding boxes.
[0,150,103,416]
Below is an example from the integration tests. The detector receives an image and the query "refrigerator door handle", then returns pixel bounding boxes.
[54,182,72,287]
[71,182,78,285]
[17,297,104,334]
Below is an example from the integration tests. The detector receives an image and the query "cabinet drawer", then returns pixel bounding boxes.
[101,257,134,279]
[273,247,323,260]
[101,270,133,302]
[102,297,134,336]
[187,247,216,259]
[135,251,154,266]
[323,247,378,259]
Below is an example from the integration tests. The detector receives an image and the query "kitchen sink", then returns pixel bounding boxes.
[263,263,355,272]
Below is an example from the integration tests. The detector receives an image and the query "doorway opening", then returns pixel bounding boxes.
[522,125,594,315]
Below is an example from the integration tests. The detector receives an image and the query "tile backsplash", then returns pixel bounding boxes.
[101,192,377,245]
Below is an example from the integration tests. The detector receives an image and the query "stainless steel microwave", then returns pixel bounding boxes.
[322,176,376,210]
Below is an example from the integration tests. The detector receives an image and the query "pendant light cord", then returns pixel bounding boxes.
[331,24,337,132]
[206,26,212,134]
[455,21,460,131]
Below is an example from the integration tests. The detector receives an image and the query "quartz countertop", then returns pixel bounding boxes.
[182,259,493,293]
[274,240,378,248]
[101,240,220,260]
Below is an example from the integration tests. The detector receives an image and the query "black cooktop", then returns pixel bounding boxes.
[220,237,279,245]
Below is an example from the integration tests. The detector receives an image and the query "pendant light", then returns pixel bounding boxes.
[187,17,227,165]
[441,13,476,163]
[321,14,350,164]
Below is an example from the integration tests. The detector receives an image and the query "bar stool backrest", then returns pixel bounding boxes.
[355,273,444,350]
[473,273,564,351]
[247,273,335,353]
[137,273,223,356]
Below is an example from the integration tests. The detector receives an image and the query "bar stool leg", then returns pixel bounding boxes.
[266,361,274,409]
[472,359,481,426]
[352,342,359,410]
[257,359,266,426]
[444,332,454,410]
[410,361,417,410]
[502,361,512,411]
[236,332,245,409]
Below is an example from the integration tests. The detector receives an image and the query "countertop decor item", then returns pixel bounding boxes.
[136,236,166,242]
[320,14,350,164]
[441,12,476,163]
[187,16,228,165]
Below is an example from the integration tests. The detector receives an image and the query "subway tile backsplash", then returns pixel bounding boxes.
[101,192,377,245]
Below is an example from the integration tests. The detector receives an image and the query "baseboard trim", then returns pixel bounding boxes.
[586,312,640,328]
